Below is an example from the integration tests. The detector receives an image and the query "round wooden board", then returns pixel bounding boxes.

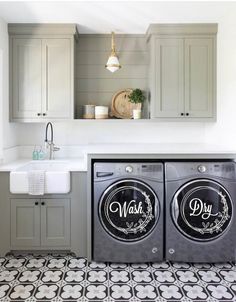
[111,89,141,119]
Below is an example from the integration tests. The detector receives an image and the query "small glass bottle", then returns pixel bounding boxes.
[32,146,39,160]
[38,146,45,160]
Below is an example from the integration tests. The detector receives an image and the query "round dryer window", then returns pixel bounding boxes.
[99,179,159,241]
[172,179,233,241]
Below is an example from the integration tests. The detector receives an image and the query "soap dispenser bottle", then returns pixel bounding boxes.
[38,146,45,160]
[32,146,38,160]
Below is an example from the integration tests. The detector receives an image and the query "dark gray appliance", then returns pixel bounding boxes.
[165,161,236,263]
[93,161,164,263]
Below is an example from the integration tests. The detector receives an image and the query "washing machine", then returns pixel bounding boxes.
[92,161,164,263]
[165,161,236,263]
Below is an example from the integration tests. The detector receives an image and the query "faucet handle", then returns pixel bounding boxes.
[53,146,60,152]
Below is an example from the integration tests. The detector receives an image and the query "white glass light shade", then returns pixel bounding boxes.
[105,54,121,73]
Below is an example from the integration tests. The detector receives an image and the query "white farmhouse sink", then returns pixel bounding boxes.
[10,161,70,194]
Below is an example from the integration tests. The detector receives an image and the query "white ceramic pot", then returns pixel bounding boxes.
[95,106,109,119]
[133,109,142,119]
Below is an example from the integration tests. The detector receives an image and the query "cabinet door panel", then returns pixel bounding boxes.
[11,199,40,247]
[154,38,184,118]
[41,199,70,247]
[42,39,72,118]
[12,38,42,119]
[185,38,214,117]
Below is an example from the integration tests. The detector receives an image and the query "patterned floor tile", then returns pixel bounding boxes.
[25,258,47,269]
[131,270,153,283]
[0,284,11,299]
[64,270,85,283]
[110,284,132,300]
[158,284,183,300]
[0,270,19,282]
[9,283,35,300]
[154,270,176,283]
[59,284,84,300]
[41,270,63,283]
[87,270,108,283]
[85,284,108,300]
[68,258,87,269]
[18,270,41,283]
[133,284,158,300]
[110,270,130,283]
[34,283,59,300]
[182,284,208,300]
[197,270,221,283]
[175,270,199,283]
[0,254,235,301]
[46,258,67,269]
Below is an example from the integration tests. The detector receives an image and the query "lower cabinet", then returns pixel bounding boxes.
[11,198,70,248]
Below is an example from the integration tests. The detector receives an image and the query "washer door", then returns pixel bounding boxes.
[99,179,159,241]
[172,179,233,241]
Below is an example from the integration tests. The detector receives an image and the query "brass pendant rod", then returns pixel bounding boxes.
[111,31,116,55]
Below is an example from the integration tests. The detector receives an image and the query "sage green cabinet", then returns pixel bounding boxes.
[41,198,70,247]
[10,198,71,248]
[0,172,87,257]
[147,24,217,121]
[9,24,78,122]
[41,39,72,119]
[184,38,214,118]
[154,38,184,118]
[11,199,40,247]
[12,39,43,119]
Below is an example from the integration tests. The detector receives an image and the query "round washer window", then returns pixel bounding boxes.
[172,179,233,241]
[99,179,159,241]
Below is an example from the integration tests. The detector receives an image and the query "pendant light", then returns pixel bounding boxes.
[105,32,121,73]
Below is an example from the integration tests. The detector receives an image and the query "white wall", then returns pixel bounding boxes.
[0,17,18,156]
[0,49,3,160]
[9,3,236,152]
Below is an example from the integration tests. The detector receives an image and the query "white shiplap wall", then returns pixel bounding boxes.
[76,35,148,117]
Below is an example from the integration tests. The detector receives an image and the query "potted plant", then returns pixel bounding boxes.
[128,89,146,119]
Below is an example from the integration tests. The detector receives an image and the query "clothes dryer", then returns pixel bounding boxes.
[165,161,236,262]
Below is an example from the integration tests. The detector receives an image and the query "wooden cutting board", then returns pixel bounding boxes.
[110,89,141,119]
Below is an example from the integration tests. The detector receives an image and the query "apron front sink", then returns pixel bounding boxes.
[10,161,70,194]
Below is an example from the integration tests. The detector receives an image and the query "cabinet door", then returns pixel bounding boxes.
[184,38,214,118]
[154,38,184,118]
[42,39,72,119]
[11,199,40,247]
[41,199,70,247]
[12,38,42,119]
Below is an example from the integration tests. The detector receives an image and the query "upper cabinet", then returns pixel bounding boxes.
[9,24,78,122]
[147,24,217,121]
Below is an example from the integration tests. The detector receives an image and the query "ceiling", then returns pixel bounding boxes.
[0,1,235,33]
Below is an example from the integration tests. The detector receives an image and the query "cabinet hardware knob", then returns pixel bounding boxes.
[37,113,41,116]
[43,113,46,116]
[35,202,38,206]
[186,113,189,116]
[181,113,184,116]
[41,202,45,206]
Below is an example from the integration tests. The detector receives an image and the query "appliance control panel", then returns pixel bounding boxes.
[94,162,163,180]
[166,162,236,181]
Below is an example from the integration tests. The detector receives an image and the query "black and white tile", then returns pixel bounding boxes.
[0,253,235,301]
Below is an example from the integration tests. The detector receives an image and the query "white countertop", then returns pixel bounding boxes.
[83,143,236,155]
[1,143,236,172]
[0,158,87,172]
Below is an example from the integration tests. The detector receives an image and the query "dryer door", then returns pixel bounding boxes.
[172,179,233,241]
[99,179,159,241]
